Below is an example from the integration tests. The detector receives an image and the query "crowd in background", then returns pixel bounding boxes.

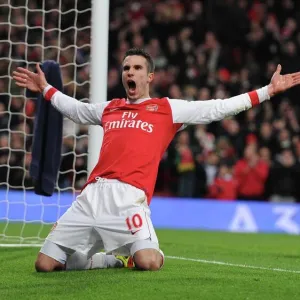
[1,0,300,201]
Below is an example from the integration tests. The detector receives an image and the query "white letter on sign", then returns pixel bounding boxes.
[273,206,300,234]
[229,204,258,232]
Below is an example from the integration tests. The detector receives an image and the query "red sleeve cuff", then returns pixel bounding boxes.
[44,87,58,101]
[248,90,260,107]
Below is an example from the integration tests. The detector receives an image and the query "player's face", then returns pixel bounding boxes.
[122,55,154,101]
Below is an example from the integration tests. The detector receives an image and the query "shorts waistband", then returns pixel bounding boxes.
[93,176,121,184]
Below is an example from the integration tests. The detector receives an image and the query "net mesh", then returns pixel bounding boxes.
[0,0,92,244]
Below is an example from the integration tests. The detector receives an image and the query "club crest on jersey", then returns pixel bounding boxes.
[146,104,158,112]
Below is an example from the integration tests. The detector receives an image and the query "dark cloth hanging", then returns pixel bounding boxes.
[28,61,63,196]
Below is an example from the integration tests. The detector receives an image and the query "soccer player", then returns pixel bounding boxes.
[13,48,300,272]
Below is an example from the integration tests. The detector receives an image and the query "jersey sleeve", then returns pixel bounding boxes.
[168,86,270,124]
[43,85,109,125]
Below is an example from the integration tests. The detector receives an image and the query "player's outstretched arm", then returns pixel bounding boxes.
[13,63,107,125]
[169,65,300,125]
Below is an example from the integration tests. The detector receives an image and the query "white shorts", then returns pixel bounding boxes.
[44,178,159,258]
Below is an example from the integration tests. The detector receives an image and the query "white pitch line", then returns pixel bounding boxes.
[1,244,299,274]
[165,255,300,274]
[0,243,42,247]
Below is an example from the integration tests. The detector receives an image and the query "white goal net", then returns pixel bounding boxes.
[0,0,92,245]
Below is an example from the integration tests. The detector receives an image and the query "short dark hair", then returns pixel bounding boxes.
[123,48,155,73]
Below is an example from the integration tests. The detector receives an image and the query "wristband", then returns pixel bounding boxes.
[43,85,58,101]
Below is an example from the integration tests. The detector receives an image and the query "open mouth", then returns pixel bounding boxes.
[127,80,136,92]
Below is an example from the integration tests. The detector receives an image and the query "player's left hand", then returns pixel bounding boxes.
[268,64,300,97]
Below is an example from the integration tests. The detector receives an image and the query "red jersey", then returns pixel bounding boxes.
[86,98,182,202]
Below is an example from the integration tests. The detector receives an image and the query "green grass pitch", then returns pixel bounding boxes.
[1,223,300,300]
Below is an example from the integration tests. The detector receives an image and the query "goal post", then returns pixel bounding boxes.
[0,0,109,246]
[88,0,109,174]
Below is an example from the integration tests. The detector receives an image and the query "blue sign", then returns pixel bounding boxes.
[1,190,300,234]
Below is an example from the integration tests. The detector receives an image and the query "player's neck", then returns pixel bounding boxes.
[126,95,151,104]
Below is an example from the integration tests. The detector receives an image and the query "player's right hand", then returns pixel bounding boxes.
[268,64,300,97]
[13,63,48,93]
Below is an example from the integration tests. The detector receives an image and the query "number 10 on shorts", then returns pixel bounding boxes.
[126,213,143,234]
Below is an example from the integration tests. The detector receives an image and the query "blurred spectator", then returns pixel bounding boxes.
[0,102,9,130]
[234,144,269,200]
[219,118,244,158]
[266,149,300,202]
[193,152,207,198]
[107,67,126,100]
[175,130,196,198]
[194,124,215,157]
[215,136,235,162]
[203,151,219,187]
[207,163,237,200]
[0,134,9,184]
[58,136,76,189]
[276,128,293,152]
[258,122,277,156]
[259,146,272,167]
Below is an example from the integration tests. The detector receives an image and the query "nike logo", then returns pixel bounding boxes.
[131,229,141,235]
[110,108,119,112]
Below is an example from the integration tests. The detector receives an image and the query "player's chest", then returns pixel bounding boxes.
[102,105,171,134]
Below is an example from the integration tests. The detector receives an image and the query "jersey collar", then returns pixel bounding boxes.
[126,97,151,104]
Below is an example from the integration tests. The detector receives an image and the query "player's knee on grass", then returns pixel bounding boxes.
[35,253,65,272]
[133,249,163,271]
[36,240,71,272]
